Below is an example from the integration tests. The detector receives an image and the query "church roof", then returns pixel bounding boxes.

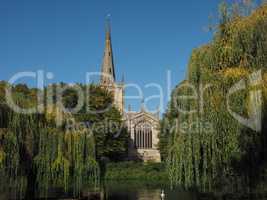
[124,110,159,122]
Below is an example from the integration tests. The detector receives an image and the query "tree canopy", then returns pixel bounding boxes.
[0,82,128,199]
[161,2,267,192]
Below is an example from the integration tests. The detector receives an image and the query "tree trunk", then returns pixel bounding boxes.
[24,168,36,200]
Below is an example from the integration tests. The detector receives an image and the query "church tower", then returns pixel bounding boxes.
[99,19,161,162]
[100,19,124,113]
[100,20,116,85]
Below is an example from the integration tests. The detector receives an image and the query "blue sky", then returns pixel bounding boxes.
[0,0,246,113]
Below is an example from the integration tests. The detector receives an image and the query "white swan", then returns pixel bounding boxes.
[160,190,165,199]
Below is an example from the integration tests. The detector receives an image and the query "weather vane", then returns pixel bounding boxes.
[106,14,111,19]
[106,14,111,30]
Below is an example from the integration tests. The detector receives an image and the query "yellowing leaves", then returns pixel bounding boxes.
[0,149,5,167]
[220,67,250,79]
[230,4,267,31]
[45,105,74,126]
[210,94,223,111]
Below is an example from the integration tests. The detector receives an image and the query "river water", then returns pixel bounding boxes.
[102,181,198,200]
[2,180,267,199]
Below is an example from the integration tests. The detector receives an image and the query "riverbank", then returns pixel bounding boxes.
[104,161,168,183]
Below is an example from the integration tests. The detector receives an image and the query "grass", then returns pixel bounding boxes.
[104,161,168,183]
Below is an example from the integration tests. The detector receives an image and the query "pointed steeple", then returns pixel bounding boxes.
[141,98,145,112]
[100,16,116,85]
[121,73,125,83]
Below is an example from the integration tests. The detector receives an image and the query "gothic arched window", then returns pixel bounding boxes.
[134,122,152,149]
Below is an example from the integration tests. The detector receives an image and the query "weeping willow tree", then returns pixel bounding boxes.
[0,102,99,199]
[163,2,267,192]
[0,83,127,199]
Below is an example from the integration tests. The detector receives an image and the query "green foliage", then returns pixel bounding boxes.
[0,82,128,198]
[63,84,129,161]
[105,161,168,182]
[162,3,267,192]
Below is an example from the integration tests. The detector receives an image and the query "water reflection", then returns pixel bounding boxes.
[0,181,199,199]
[6,180,265,199]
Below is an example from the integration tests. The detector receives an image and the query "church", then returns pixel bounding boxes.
[99,21,161,162]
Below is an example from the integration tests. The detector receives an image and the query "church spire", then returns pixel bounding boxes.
[100,16,116,85]
[141,98,145,112]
